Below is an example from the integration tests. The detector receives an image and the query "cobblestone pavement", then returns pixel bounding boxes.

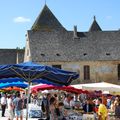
[0,117,38,120]
[0,109,38,120]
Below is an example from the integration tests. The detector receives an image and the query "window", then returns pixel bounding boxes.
[84,65,90,80]
[118,64,120,80]
[52,65,61,69]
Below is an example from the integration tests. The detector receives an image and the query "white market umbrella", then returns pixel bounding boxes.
[72,82,120,93]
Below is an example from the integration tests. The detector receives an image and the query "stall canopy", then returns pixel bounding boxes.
[3,87,25,91]
[72,82,120,93]
[0,78,63,86]
[0,81,28,89]
[0,61,79,86]
[31,84,85,94]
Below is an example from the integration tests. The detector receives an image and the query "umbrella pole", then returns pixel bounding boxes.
[26,81,31,120]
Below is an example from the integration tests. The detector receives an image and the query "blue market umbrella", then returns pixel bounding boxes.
[0,78,63,86]
[0,61,79,120]
[0,62,79,85]
[0,81,28,89]
[0,78,25,83]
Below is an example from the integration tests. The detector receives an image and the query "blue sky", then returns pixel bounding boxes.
[0,0,120,48]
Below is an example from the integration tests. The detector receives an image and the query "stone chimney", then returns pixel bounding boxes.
[73,25,78,38]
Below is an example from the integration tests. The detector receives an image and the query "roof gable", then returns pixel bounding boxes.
[31,5,65,31]
[89,16,102,32]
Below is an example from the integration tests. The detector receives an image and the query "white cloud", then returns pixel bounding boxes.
[106,16,112,20]
[13,16,31,23]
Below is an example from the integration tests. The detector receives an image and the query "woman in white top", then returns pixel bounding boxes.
[70,96,75,109]
[7,95,14,120]
[63,94,71,109]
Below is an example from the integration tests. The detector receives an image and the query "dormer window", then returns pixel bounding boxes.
[83,53,87,56]
[41,54,45,57]
[56,53,60,56]
[106,53,110,56]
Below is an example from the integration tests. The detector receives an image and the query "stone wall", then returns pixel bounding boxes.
[38,60,120,85]
[0,49,24,65]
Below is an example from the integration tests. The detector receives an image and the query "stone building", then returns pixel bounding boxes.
[0,48,24,64]
[1,5,120,84]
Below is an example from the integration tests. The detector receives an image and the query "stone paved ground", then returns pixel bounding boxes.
[0,117,38,120]
[0,103,44,120]
[0,109,39,120]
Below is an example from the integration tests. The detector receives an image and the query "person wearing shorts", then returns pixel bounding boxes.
[13,93,24,120]
[15,110,23,120]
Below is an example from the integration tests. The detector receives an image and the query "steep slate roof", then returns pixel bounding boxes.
[28,30,120,62]
[89,16,102,32]
[31,5,65,30]
[0,49,24,64]
[27,6,120,62]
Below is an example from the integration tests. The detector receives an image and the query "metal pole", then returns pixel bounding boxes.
[26,81,31,120]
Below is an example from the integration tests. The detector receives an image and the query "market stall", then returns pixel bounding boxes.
[72,82,120,93]
[31,84,84,94]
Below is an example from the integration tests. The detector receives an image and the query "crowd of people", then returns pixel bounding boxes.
[31,91,120,120]
[0,92,27,120]
[1,91,120,120]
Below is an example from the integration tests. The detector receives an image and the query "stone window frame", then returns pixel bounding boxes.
[118,64,120,80]
[84,65,90,80]
[52,65,61,69]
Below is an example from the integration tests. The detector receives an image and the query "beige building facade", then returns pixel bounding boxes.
[35,61,120,84]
